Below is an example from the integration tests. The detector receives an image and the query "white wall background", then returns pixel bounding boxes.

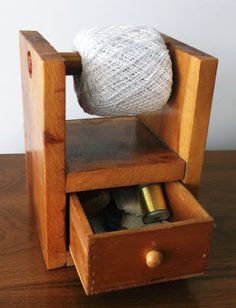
[0,0,235,153]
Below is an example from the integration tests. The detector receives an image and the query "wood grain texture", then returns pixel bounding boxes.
[0,152,235,307]
[19,31,66,269]
[70,181,213,295]
[138,34,218,196]
[66,117,185,192]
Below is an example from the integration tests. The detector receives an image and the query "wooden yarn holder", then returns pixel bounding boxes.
[20,31,218,294]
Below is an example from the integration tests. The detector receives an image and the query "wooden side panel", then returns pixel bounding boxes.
[19,31,66,269]
[165,181,212,221]
[69,194,93,294]
[139,35,218,196]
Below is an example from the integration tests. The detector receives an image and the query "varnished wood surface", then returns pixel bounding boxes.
[0,151,235,307]
[66,117,185,192]
[20,31,67,269]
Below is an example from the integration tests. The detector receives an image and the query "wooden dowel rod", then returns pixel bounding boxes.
[60,52,82,75]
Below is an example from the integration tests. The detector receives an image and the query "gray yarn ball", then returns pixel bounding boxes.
[74,26,173,116]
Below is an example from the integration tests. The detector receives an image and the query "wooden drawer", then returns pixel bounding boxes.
[69,181,213,295]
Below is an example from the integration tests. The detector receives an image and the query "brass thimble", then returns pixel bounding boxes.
[138,183,170,224]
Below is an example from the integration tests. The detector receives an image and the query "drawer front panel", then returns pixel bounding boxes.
[89,221,212,293]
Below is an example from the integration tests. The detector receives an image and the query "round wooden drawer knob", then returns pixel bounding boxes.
[146,250,164,268]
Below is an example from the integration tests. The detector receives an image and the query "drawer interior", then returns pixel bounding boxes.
[69,181,213,295]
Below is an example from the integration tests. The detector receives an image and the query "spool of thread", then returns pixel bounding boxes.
[138,184,170,224]
[73,26,173,116]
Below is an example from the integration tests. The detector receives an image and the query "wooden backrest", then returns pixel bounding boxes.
[138,34,218,195]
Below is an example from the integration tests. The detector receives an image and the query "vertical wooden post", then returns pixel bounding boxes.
[139,35,218,196]
[20,31,66,269]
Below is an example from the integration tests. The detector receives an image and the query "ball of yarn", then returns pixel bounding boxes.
[74,26,173,116]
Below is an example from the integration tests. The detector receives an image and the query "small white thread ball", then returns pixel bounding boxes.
[74,26,173,116]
